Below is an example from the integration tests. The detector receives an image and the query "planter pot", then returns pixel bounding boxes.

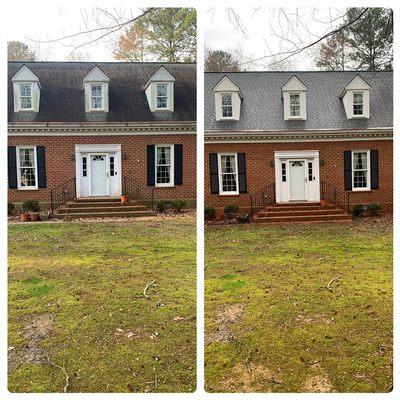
[30,212,40,222]
[121,195,129,204]
[320,199,328,206]
[20,212,30,222]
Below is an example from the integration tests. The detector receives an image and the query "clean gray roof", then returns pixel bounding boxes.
[9,62,196,123]
[205,71,392,131]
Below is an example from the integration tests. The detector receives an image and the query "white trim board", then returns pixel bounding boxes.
[9,130,196,137]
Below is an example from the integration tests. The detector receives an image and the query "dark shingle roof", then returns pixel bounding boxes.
[8,62,196,123]
[205,71,392,131]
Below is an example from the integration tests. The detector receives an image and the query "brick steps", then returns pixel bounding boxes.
[56,197,153,219]
[254,202,352,224]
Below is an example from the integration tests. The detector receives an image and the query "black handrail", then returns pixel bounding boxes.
[250,182,275,218]
[50,178,76,214]
[320,181,351,214]
[122,176,155,212]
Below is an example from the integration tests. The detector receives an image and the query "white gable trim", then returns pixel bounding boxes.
[12,65,41,87]
[281,75,307,92]
[144,65,175,90]
[341,75,371,97]
[83,66,110,85]
[212,75,242,98]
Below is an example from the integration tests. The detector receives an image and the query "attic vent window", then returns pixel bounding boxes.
[353,93,363,115]
[19,83,33,110]
[90,84,104,110]
[221,94,233,118]
[156,84,168,109]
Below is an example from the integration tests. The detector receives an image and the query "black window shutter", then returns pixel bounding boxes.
[174,144,183,185]
[237,153,247,193]
[37,146,47,188]
[344,150,352,191]
[209,153,219,194]
[147,145,155,186]
[370,150,379,189]
[8,146,17,189]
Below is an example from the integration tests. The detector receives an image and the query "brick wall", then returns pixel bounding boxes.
[205,139,393,213]
[8,133,196,208]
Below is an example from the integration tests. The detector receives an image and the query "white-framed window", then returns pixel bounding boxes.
[352,150,370,190]
[19,83,33,110]
[90,83,104,110]
[353,92,364,116]
[289,93,300,117]
[218,153,239,195]
[156,84,168,109]
[221,93,233,118]
[155,145,174,187]
[16,146,38,190]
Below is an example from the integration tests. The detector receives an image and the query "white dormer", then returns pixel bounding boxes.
[341,75,370,119]
[12,65,41,112]
[144,66,175,112]
[212,76,242,121]
[282,75,307,120]
[83,66,109,112]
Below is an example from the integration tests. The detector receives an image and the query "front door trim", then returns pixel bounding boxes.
[288,158,307,201]
[274,150,320,203]
[75,144,122,198]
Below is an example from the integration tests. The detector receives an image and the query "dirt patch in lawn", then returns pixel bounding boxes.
[303,373,334,393]
[8,313,55,373]
[222,363,282,392]
[207,304,244,344]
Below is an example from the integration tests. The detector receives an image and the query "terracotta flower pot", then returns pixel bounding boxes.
[30,212,40,222]
[121,195,129,204]
[20,212,30,222]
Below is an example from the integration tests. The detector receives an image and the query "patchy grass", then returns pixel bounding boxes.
[205,218,392,393]
[8,218,196,393]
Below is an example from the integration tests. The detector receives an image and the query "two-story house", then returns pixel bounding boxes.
[204,71,393,222]
[8,62,196,217]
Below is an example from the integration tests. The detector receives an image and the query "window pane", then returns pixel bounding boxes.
[290,105,300,116]
[281,163,286,182]
[222,94,232,106]
[354,170,367,188]
[157,147,171,165]
[91,85,102,96]
[19,148,35,167]
[157,165,170,184]
[20,84,31,96]
[290,94,300,105]
[221,155,236,174]
[353,104,363,115]
[92,97,102,109]
[157,85,167,97]
[222,174,237,192]
[353,152,367,170]
[21,97,32,109]
[222,106,232,117]
[19,148,36,187]
[157,97,167,108]
[308,162,313,181]
[353,93,363,104]
[82,157,87,177]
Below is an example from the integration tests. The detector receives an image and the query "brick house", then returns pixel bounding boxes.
[8,62,196,215]
[204,71,393,222]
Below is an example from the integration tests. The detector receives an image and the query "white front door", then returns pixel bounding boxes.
[289,160,306,201]
[90,155,108,196]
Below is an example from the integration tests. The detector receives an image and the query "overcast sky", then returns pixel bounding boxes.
[204,7,348,70]
[7,4,144,61]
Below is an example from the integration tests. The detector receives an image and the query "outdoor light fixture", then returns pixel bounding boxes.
[123,153,128,160]
[320,159,325,166]
[70,153,75,161]
[269,160,274,167]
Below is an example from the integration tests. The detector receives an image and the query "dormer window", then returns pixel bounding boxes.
[341,75,370,119]
[19,83,33,110]
[156,84,168,109]
[90,83,104,110]
[221,93,233,118]
[83,66,109,113]
[353,92,364,116]
[12,65,41,112]
[212,76,242,121]
[282,76,307,121]
[144,66,175,112]
[289,94,300,117]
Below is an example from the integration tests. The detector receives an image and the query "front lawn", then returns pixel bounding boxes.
[8,217,196,393]
[205,218,392,393]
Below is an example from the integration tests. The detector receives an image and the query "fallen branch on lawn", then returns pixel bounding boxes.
[143,280,157,299]
[244,342,252,374]
[46,338,71,393]
[326,275,341,292]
